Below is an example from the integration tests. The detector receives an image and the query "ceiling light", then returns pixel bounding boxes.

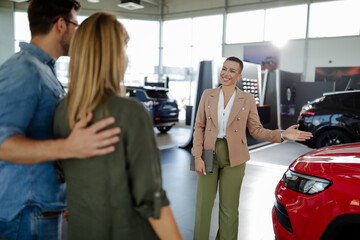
[118,0,144,10]
[87,0,100,2]
[8,0,28,2]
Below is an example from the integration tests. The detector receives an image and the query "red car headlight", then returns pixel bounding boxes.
[283,169,332,195]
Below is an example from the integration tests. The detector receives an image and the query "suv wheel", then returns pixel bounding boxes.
[316,129,351,148]
[157,126,172,133]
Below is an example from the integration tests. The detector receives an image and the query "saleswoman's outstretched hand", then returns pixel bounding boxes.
[283,124,313,141]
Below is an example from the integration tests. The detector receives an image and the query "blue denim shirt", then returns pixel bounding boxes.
[0,42,66,221]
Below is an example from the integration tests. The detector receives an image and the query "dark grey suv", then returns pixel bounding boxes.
[126,86,179,133]
[297,90,360,148]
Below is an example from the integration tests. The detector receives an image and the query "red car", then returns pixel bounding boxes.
[272,143,360,240]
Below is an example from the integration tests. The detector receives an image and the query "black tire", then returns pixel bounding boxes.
[315,129,352,148]
[157,126,172,133]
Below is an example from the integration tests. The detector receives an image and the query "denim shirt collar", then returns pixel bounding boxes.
[19,42,56,68]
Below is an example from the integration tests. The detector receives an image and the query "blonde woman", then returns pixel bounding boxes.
[53,12,182,240]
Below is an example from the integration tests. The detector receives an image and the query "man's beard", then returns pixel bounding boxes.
[60,29,70,56]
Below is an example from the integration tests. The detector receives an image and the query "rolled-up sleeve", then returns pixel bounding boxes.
[0,63,40,146]
[125,102,169,219]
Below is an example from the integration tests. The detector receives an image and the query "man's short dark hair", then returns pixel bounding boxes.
[226,56,243,73]
[27,0,81,37]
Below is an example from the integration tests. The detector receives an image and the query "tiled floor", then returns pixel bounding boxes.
[62,126,314,240]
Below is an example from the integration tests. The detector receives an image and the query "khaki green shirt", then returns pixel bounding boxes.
[53,92,169,240]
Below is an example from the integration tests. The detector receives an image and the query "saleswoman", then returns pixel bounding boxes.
[191,56,312,240]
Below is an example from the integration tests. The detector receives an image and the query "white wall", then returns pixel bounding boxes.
[223,35,360,82]
[0,8,14,65]
[306,36,360,82]
[278,40,305,74]
[223,40,305,74]
[223,44,244,61]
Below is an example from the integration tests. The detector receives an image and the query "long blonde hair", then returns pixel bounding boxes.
[67,12,129,128]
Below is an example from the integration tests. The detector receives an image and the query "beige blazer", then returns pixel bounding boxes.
[192,86,282,167]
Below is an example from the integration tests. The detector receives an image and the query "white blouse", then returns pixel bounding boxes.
[217,89,236,138]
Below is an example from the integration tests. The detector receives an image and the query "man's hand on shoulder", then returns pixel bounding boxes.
[63,112,121,159]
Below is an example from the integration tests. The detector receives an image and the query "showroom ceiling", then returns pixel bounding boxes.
[1,0,337,20]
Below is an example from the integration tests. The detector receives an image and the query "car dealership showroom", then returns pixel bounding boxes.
[0,0,360,239]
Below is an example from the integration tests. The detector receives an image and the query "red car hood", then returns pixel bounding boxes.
[290,143,360,175]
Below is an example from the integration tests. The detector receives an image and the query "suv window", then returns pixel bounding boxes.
[354,94,360,110]
[339,93,355,110]
[328,92,359,112]
[321,92,359,112]
[135,90,147,101]
[146,90,168,99]
[126,89,148,101]
[126,89,136,97]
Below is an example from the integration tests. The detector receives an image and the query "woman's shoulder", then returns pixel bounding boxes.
[54,97,68,116]
[242,91,253,98]
[237,88,254,99]
[108,93,143,109]
[107,94,153,130]
[202,87,219,97]
[107,94,149,117]
[57,97,68,106]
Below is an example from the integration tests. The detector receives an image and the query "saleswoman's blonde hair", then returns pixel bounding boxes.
[67,12,129,128]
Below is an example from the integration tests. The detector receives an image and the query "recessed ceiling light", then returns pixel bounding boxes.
[8,0,28,3]
[118,1,144,10]
[87,0,100,3]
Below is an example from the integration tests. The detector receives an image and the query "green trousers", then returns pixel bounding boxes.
[194,138,246,240]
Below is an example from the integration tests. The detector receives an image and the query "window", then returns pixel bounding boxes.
[309,0,360,38]
[264,5,307,41]
[163,16,222,118]
[146,90,169,99]
[163,15,222,110]
[14,12,31,52]
[192,15,223,62]
[163,18,192,67]
[120,19,159,85]
[340,93,358,110]
[163,15,223,68]
[135,90,147,101]
[126,89,136,97]
[226,10,265,43]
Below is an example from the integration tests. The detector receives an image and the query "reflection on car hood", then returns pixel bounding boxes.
[290,143,360,174]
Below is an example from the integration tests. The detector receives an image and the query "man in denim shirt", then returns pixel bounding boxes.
[0,1,121,239]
